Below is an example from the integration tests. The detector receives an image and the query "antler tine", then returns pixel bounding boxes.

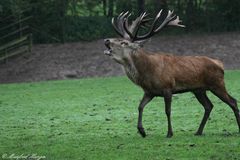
[118,12,124,18]
[117,12,124,21]
[119,11,129,30]
[118,11,129,30]
[168,16,185,27]
[133,12,147,33]
[113,11,133,38]
[125,12,132,27]
[154,10,177,32]
[123,13,134,39]
[153,10,186,32]
[112,17,124,37]
[121,11,133,38]
[117,11,128,22]
[122,11,129,18]
[135,9,163,40]
[139,12,153,26]
[128,11,152,40]
[139,13,153,28]
[134,10,185,41]
[111,11,131,38]
[124,12,144,40]
[116,11,126,30]
[141,13,152,22]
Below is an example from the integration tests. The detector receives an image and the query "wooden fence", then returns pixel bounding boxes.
[0,13,32,62]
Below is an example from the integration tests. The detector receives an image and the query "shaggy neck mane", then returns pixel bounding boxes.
[122,49,151,85]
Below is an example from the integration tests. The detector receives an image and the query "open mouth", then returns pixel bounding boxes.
[104,48,112,56]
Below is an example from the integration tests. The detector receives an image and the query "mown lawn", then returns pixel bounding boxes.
[0,71,240,160]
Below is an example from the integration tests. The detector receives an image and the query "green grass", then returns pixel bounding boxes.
[0,71,240,160]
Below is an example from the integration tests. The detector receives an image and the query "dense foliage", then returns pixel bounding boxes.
[0,0,240,43]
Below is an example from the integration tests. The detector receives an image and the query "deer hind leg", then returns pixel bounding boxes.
[163,90,173,138]
[193,90,214,135]
[211,85,240,133]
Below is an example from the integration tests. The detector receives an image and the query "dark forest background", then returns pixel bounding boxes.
[0,0,240,43]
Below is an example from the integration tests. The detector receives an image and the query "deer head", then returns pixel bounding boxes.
[104,10,185,64]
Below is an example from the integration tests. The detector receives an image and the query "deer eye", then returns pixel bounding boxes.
[121,42,128,46]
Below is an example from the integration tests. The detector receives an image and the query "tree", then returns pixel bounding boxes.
[185,0,194,31]
[115,0,133,14]
[137,0,145,15]
[102,0,107,16]
[59,0,68,43]
[154,0,168,13]
[108,0,114,17]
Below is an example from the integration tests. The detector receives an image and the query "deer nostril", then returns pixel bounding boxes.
[104,39,110,48]
[104,39,110,44]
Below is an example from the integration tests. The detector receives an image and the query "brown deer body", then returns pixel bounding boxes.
[125,49,224,95]
[104,10,240,137]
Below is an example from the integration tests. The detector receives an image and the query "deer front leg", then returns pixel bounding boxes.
[137,93,153,137]
[164,90,173,138]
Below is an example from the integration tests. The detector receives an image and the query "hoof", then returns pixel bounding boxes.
[166,133,173,138]
[138,127,146,138]
[194,132,203,136]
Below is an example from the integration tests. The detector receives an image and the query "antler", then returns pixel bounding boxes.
[134,10,185,41]
[112,10,185,42]
[123,12,152,40]
[111,11,152,40]
[111,11,131,39]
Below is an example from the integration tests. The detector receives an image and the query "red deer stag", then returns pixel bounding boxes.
[104,10,240,138]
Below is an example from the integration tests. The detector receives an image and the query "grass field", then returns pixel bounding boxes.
[0,71,240,160]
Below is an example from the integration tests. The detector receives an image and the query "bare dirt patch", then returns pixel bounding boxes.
[0,32,240,84]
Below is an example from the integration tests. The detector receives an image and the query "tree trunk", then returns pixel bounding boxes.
[103,0,107,16]
[153,0,168,15]
[177,0,181,13]
[177,0,183,14]
[59,0,68,43]
[137,0,145,15]
[108,0,114,17]
[198,0,202,10]
[186,0,194,31]
[154,0,168,11]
